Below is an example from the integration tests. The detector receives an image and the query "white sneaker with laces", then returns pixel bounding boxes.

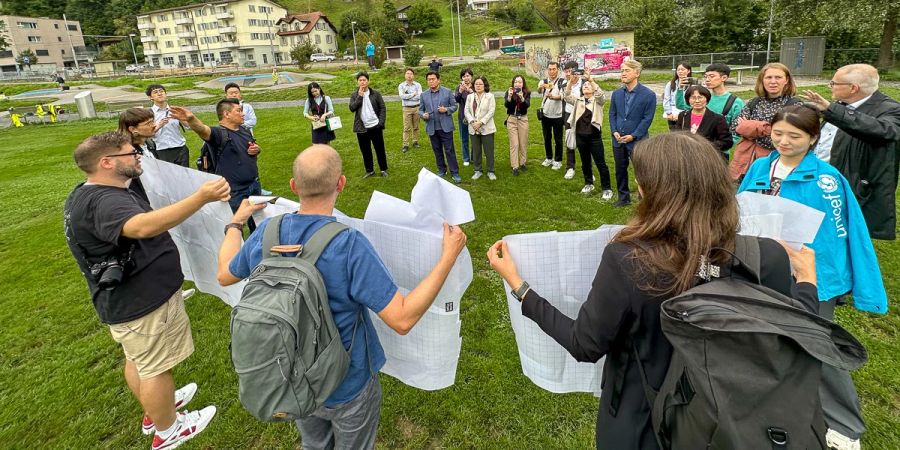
[487,172,497,181]
[581,184,595,194]
[825,429,861,450]
[142,383,199,435]
[151,406,217,450]
[472,171,483,180]
[601,189,614,201]
[551,161,562,170]
[564,168,575,179]
[541,158,553,167]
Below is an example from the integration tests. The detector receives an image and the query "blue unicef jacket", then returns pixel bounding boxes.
[738,151,888,314]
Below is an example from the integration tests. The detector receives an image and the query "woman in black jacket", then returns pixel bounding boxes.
[348,71,388,178]
[676,85,732,159]
[487,133,819,450]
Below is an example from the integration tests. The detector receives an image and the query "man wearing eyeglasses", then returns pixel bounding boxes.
[64,132,231,449]
[803,64,900,241]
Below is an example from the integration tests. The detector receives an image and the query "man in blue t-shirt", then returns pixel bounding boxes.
[217,144,468,450]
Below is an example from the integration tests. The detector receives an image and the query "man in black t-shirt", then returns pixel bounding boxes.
[64,132,229,449]
[169,99,262,230]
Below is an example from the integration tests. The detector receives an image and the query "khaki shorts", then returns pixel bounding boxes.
[109,290,194,379]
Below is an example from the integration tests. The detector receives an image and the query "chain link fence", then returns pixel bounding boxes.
[635,48,900,72]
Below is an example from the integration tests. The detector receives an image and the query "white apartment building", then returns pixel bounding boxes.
[0,15,86,72]
[136,0,290,68]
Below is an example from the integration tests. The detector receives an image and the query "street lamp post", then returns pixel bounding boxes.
[765,0,775,63]
[263,7,277,66]
[198,5,214,69]
[351,21,358,65]
[188,9,202,67]
[128,33,139,65]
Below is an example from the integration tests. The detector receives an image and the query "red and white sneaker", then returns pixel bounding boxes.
[141,383,198,435]
[151,406,216,450]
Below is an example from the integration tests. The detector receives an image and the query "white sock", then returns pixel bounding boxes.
[156,415,181,439]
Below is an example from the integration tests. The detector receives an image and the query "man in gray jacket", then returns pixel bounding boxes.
[420,71,461,183]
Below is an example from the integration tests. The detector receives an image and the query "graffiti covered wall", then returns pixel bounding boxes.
[523,30,635,79]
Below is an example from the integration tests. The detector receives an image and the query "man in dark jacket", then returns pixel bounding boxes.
[804,64,900,240]
[349,71,388,178]
[608,60,656,207]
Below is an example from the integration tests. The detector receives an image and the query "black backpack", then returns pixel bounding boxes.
[196,126,228,173]
[637,236,868,450]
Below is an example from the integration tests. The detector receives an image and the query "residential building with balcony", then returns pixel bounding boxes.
[136,0,289,68]
[275,12,338,57]
[0,14,86,72]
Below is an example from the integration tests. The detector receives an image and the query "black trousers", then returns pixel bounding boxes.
[576,131,610,189]
[612,143,633,202]
[356,127,388,173]
[541,116,564,161]
[156,145,190,167]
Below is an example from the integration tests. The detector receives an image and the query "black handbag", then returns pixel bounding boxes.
[536,108,544,121]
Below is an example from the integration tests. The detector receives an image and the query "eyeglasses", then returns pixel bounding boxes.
[828,81,854,88]
[104,148,143,159]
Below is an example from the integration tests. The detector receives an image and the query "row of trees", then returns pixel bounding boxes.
[534,0,899,68]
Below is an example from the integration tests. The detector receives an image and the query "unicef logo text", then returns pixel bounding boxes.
[817,175,839,193]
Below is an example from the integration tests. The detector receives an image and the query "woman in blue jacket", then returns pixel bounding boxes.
[737,104,886,449]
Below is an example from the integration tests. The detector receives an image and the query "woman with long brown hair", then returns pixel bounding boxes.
[487,132,819,449]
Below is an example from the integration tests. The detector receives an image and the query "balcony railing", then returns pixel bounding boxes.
[218,26,237,34]
[174,16,192,25]
[138,22,155,30]
[140,35,158,43]
[177,31,196,38]
[216,10,234,20]
[144,48,162,55]
[180,45,199,51]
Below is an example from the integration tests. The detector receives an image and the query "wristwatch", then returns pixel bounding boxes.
[511,281,530,302]
[223,222,244,235]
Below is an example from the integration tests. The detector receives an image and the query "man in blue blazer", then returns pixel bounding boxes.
[420,71,462,183]
[608,60,657,206]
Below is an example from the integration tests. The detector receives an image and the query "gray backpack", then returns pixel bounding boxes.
[638,236,868,449]
[230,216,357,422]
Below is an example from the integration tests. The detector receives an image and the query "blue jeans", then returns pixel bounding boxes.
[228,179,261,231]
[457,113,470,162]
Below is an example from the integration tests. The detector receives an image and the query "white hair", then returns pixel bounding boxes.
[841,64,879,95]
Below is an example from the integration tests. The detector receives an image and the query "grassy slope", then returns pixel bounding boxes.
[1,88,899,449]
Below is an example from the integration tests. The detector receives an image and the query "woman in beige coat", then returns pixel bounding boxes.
[465,76,497,180]
[565,76,612,197]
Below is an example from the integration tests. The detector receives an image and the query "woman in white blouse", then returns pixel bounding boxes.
[465,76,497,180]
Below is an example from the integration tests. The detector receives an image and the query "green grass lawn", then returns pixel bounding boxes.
[1,94,899,449]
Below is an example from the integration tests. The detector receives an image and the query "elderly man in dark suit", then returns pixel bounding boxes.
[608,60,657,207]
[804,64,900,240]
[420,70,461,183]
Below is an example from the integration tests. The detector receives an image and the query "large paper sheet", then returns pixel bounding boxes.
[142,166,471,390]
[502,225,623,394]
[737,191,825,247]
[409,168,475,225]
[140,158,246,305]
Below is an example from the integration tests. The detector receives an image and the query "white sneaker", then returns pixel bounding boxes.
[601,190,614,201]
[472,171,483,180]
[551,161,562,170]
[581,184,595,194]
[487,172,497,181]
[564,168,575,179]
[181,288,195,300]
[826,429,861,450]
[151,406,217,450]
[142,383,199,435]
[541,158,553,167]
[463,161,470,166]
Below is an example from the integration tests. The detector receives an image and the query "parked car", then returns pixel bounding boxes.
[342,54,354,61]
[243,61,258,68]
[310,53,335,62]
[125,64,147,73]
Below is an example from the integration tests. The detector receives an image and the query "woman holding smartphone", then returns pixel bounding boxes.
[662,62,693,130]
[455,68,475,166]
[465,76,497,180]
[505,75,531,175]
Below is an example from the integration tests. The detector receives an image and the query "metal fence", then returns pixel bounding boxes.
[635,48,900,72]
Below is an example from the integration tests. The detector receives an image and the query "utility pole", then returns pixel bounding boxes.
[449,4,457,56]
[351,21,359,64]
[263,7,277,66]
[766,0,775,63]
[128,34,139,64]
[63,14,80,70]
[456,0,463,58]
